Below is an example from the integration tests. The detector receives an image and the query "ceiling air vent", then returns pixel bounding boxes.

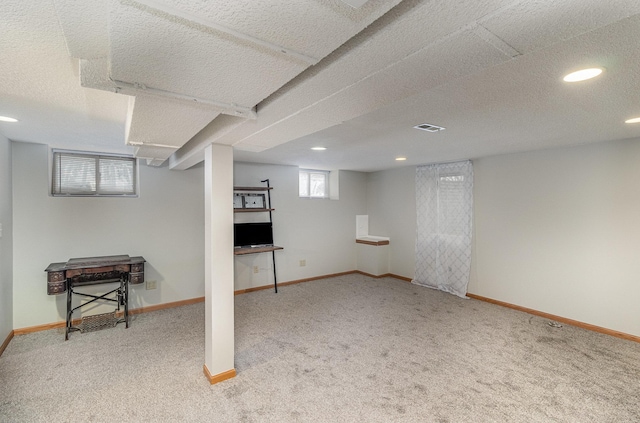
[413,123,445,132]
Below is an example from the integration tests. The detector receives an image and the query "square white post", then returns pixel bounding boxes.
[203,144,235,384]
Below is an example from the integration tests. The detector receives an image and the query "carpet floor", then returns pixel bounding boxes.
[1,273,639,422]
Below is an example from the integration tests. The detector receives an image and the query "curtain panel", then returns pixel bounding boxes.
[413,161,473,298]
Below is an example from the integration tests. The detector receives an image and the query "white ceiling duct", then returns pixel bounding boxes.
[340,0,370,9]
[51,0,403,165]
[4,0,640,172]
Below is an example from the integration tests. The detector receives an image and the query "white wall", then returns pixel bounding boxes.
[12,142,205,329]
[233,162,367,290]
[470,138,640,337]
[366,138,640,337]
[366,166,416,279]
[0,135,12,342]
[10,147,368,328]
[13,137,640,337]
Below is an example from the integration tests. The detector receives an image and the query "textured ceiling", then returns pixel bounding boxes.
[0,0,129,154]
[234,9,640,171]
[1,0,640,171]
[107,1,309,106]
[228,0,640,171]
[53,0,401,165]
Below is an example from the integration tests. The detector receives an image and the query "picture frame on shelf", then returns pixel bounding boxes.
[244,193,265,209]
[233,193,245,209]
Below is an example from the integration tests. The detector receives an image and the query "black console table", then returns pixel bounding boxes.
[45,255,145,340]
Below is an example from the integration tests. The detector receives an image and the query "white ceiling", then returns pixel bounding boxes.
[1,0,639,172]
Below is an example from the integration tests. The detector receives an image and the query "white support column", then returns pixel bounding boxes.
[203,144,236,384]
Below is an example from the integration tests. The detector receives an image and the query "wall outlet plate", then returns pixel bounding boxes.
[299,259,306,267]
[146,280,157,290]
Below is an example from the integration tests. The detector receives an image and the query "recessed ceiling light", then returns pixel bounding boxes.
[625,117,640,124]
[563,68,604,82]
[311,147,327,151]
[395,157,407,161]
[0,116,19,122]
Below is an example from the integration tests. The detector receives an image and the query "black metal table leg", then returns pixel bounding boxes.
[272,250,278,293]
[124,275,129,328]
[65,281,72,341]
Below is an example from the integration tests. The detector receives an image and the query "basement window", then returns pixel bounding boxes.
[52,150,137,197]
[299,169,329,198]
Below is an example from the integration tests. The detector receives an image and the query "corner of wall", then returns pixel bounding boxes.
[329,170,339,200]
[0,135,13,340]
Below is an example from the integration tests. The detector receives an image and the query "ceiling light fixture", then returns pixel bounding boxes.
[563,67,604,82]
[395,157,407,161]
[0,116,19,122]
[311,147,327,151]
[625,117,640,124]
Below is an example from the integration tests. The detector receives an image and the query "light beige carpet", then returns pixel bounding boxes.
[1,273,639,422]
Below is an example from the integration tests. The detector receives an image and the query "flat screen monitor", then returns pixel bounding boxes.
[234,222,273,248]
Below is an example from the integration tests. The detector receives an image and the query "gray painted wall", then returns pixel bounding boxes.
[10,137,640,338]
[12,142,205,328]
[366,138,640,337]
[9,147,368,329]
[366,167,416,279]
[0,135,12,342]
[233,162,367,290]
[470,138,640,337]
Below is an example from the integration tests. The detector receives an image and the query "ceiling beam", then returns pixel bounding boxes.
[128,0,320,65]
[111,78,257,120]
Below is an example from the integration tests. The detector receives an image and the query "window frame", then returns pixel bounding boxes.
[437,172,466,237]
[51,149,138,197]
[299,168,330,199]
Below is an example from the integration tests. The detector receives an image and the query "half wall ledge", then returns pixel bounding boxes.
[356,236,390,246]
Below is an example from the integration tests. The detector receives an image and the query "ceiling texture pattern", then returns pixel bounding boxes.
[52,0,403,165]
[1,0,639,171]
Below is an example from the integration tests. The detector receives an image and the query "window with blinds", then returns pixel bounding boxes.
[52,151,137,196]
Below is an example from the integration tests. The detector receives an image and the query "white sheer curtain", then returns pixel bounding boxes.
[413,161,473,298]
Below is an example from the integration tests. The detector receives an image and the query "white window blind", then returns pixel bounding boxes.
[52,151,137,196]
[299,169,329,198]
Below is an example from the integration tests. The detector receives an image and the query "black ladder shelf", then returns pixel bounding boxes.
[233,179,282,292]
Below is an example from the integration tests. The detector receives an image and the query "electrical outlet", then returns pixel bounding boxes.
[146,280,157,290]
[253,266,260,274]
[299,259,306,267]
